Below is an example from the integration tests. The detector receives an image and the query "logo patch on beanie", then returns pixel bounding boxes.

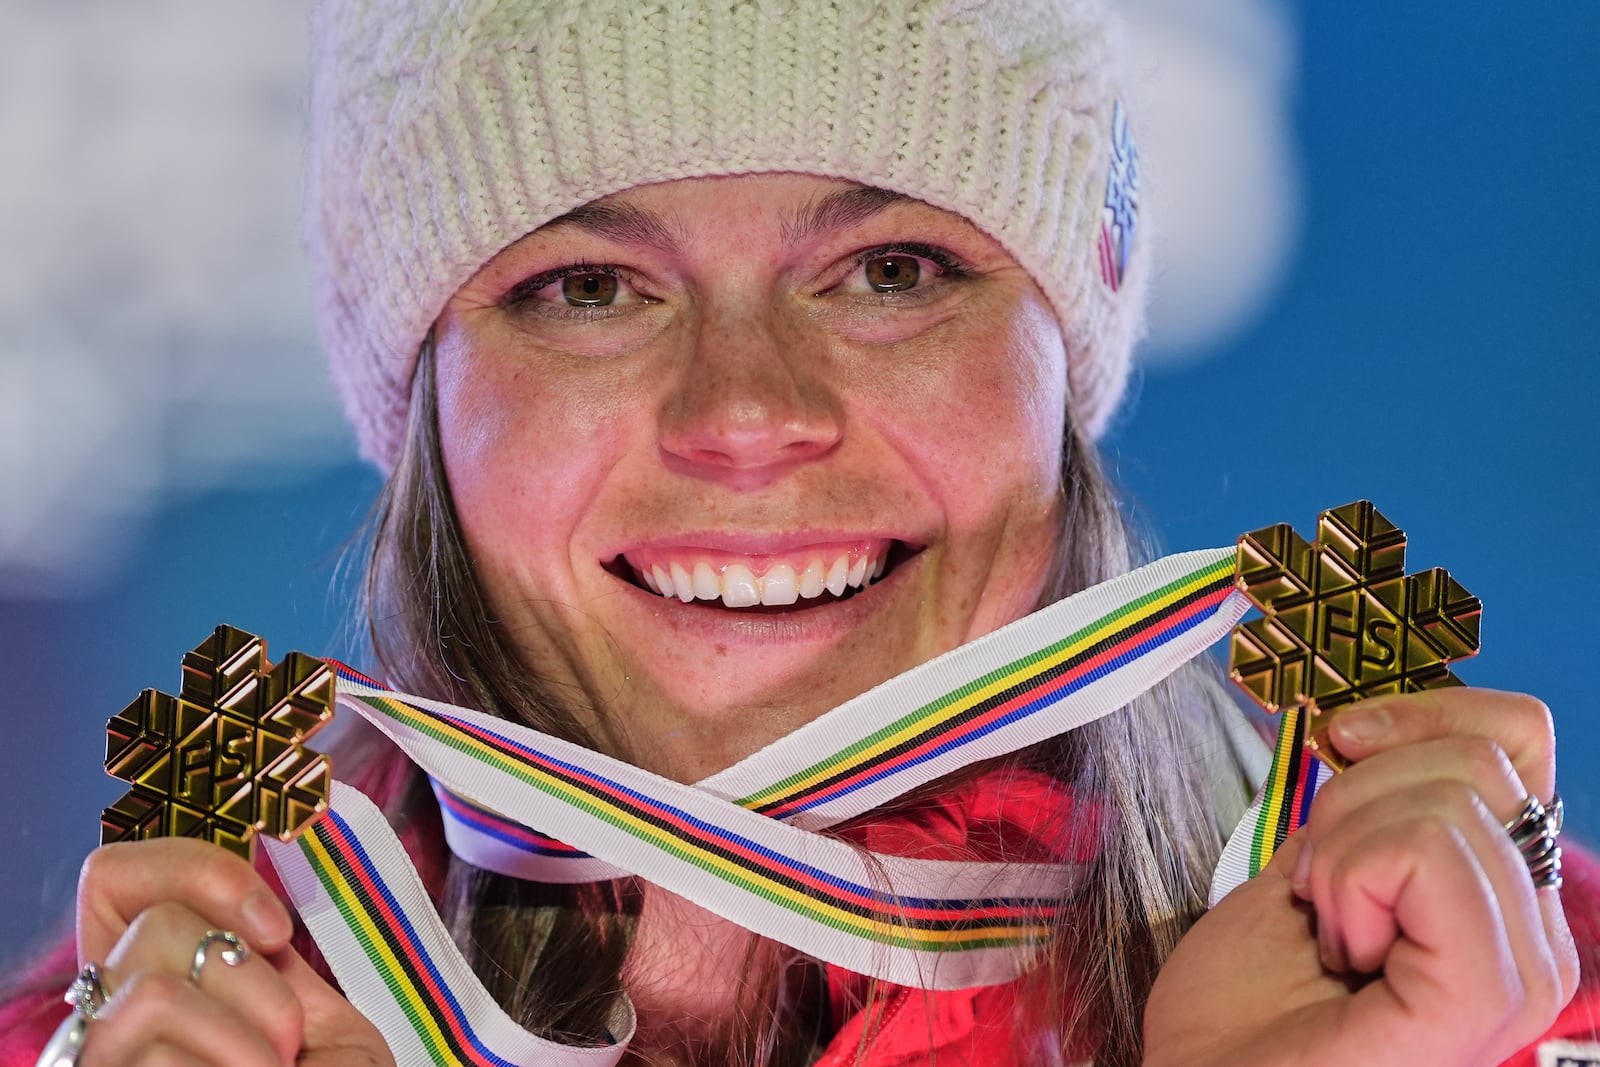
[1098,100,1141,293]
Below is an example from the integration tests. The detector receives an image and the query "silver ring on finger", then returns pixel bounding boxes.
[64,963,110,1022]
[1505,792,1564,890]
[36,963,110,1067]
[189,929,250,985]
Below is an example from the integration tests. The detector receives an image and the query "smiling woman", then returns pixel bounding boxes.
[3,2,1597,1066]
[432,176,1071,780]
[365,174,1223,1060]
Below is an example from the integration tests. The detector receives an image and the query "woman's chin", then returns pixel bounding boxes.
[593,561,931,777]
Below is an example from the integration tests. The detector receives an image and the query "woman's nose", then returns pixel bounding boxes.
[657,307,843,484]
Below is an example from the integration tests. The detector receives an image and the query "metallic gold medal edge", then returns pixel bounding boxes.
[100,625,338,860]
[1227,501,1481,777]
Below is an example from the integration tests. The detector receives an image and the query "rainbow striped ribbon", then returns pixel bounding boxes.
[264,548,1251,1066]
[266,785,635,1066]
[1209,705,1331,905]
[430,549,1249,882]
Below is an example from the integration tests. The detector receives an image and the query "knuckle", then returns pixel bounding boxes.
[187,842,259,897]
[1417,779,1483,822]
[112,970,189,1024]
[1500,692,1557,763]
[123,901,199,947]
[1407,811,1469,856]
[1493,966,1525,1028]
[259,980,305,1051]
[1505,692,1554,735]
[77,843,128,902]
[1456,735,1515,784]
[1302,779,1350,839]
[1325,853,1355,899]
[1325,842,1372,901]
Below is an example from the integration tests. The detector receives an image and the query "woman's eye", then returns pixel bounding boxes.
[862,254,921,293]
[504,266,644,314]
[561,272,619,307]
[833,244,968,300]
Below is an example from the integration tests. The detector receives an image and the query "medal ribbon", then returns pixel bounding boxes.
[264,548,1253,1066]
[1209,705,1330,905]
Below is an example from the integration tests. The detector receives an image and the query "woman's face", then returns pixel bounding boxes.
[434,173,1069,781]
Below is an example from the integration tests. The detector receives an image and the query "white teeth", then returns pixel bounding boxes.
[721,563,761,608]
[799,559,825,599]
[632,547,896,606]
[670,562,694,603]
[692,561,720,601]
[761,563,799,605]
[825,556,849,596]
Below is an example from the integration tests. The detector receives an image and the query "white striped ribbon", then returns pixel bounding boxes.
[262,548,1252,1066]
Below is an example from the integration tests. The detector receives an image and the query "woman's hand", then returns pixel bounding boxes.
[1144,689,1580,1067]
[72,838,393,1066]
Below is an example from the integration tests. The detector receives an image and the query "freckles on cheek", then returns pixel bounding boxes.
[441,359,643,547]
[435,341,523,471]
[957,349,1066,482]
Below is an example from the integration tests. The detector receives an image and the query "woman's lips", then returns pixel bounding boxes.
[604,545,925,645]
[607,537,914,609]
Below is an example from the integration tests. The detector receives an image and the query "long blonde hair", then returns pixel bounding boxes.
[362,336,1255,1066]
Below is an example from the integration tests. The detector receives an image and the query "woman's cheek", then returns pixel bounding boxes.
[905,306,1067,506]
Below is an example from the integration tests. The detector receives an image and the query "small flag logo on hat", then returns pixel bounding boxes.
[1099,99,1140,293]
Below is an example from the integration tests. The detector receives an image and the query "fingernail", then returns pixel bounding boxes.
[1291,841,1314,895]
[244,890,292,942]
[1334,704,1391,746]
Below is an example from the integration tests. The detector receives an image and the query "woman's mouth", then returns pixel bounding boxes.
[605,538,917,610]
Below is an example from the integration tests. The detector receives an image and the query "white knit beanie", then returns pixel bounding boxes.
[306,0,1148,471]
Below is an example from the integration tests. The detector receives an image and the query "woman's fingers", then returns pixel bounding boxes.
[1325,689,1557,802]
[1305,735,1529,840]
[1151,687,1576,1067]
[1328,819,1523,1067]
[71,838,395,1066]
[275,948,393,1064]
[77,839,294,969]
[73,841,307,1067]
[1301,784,1577,1062]
[1285,688,1580,1062]
[1299,733,1527,976]
[80,967,283,1067]
[93,900,304,1065]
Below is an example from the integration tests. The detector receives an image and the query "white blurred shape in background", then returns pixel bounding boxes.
[1125,0,1303,362]
[0,0,1299,598]
[0,1,331,596]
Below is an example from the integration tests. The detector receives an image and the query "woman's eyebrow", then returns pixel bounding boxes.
[780,186,912,244]
[538,200,684,251]
[536,184,913,251]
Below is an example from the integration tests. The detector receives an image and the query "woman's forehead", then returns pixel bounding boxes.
[501,174,997,261]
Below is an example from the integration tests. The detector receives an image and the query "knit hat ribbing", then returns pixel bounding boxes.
[307,0,1148,470]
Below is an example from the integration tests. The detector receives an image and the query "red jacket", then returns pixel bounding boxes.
[4,757,1597,1065]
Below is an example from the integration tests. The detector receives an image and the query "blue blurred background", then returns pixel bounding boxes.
[2,2,1595,967]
